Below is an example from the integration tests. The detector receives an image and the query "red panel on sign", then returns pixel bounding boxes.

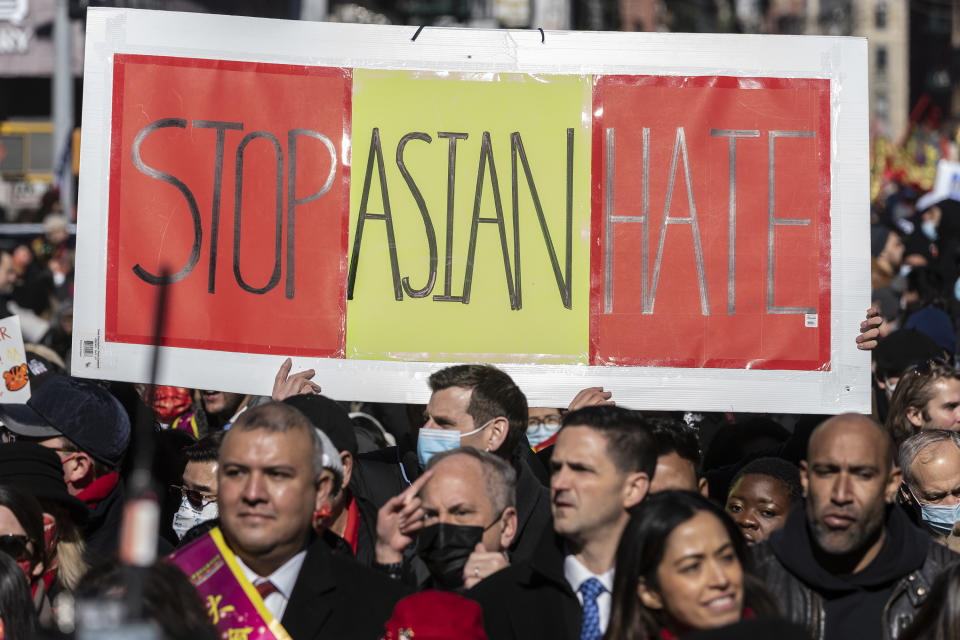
[106,55,350,357]
[590,76,831,370]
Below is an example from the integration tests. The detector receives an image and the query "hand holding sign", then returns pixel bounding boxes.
[567,387,615,411]
[856,308,882,351]
[271,358,321,401]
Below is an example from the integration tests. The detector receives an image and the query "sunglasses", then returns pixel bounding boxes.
[0,534,34,562]
[914,357,949,377]
[171,485,217,510]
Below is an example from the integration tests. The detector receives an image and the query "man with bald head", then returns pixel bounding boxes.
[751,413,956,640]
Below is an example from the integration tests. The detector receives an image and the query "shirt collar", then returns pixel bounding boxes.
[235,549,307,601]
[563,552,614,594]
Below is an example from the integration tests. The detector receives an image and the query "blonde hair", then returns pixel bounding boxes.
[41,503,88,592]
[55,538,88,590]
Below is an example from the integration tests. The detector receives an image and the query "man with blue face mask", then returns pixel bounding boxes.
[374,447,518,591]
[899,429,960,549]
[376,364,551,568]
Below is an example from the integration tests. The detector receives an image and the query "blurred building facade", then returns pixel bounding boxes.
[0,0,951,217]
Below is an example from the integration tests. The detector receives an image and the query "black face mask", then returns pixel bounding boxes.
[415,514,502,591]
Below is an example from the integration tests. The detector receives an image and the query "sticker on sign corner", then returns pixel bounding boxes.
[805,314,818,328]
[76,330,101,370]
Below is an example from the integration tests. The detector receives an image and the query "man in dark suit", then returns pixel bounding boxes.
[468,406,655,640]
[217,402,408,639]
[369,364,552,566]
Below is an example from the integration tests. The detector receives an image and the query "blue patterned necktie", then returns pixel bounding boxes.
[579,577,606,640]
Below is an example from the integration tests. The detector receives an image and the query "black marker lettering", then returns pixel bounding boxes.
[193,120,243,294]
[396,132,437,298]
[433,132,468,302]
[347,128,403,301]
[462,132,517,309]
[511,129,574,309]
[286,129,338,299]
[233,131,284,295]
[130,118,202,285]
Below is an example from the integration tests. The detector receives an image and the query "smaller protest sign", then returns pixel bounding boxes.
[0,316,31,403]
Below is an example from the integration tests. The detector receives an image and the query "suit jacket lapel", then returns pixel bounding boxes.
[524,529,582,633]
[281,538,337,639]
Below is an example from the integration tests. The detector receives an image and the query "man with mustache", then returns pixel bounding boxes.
[169,402,407,639]
[751,413,957,640]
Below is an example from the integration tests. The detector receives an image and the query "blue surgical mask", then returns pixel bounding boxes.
[526,414,562,449]
[922,219,938,241]
[417,419,494,468]
[910,487,960,533]
[954,277,960,302]
[526,423,560,449]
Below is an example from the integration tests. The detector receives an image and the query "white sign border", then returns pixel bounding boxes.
[74,8,870,413]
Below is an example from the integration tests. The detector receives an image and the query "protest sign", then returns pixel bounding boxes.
[73,8,870,413]
[0,316,30,403]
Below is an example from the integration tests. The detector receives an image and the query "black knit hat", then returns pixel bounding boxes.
[874,329,944,379]
[0,441,88,524]
[283,394,358,457]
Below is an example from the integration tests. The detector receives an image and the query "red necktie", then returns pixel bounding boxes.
[255,580,278,599]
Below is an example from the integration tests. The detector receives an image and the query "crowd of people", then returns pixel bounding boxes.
[0,352,954,640]
[1,183,960,639]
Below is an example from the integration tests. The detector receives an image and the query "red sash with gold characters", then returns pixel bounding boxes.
[168,527,292,640]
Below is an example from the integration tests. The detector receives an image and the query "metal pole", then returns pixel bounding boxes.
[53,0,74,218]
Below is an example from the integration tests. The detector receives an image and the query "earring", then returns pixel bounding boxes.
[312,504,332,530]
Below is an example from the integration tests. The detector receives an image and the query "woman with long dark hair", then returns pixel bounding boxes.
[605,491,777,639]
[0,551,37,639]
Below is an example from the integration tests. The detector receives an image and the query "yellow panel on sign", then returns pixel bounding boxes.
[346,70,591,363]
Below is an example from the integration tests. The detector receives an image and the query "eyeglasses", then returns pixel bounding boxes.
[527,414,562,431]
[0,534,34,562]
[171,485,217,510]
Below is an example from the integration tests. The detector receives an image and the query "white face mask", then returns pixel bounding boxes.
[172,495,218,540]
[885,379,897,398]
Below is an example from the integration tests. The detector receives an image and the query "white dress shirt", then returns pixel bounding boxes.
[235,550,307,622]
[563,554,616,634]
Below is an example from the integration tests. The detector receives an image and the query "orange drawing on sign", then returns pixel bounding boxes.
[3,364,28,391]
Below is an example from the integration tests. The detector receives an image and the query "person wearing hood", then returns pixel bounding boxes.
[751,413,956,640]
[898,430,960,551]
